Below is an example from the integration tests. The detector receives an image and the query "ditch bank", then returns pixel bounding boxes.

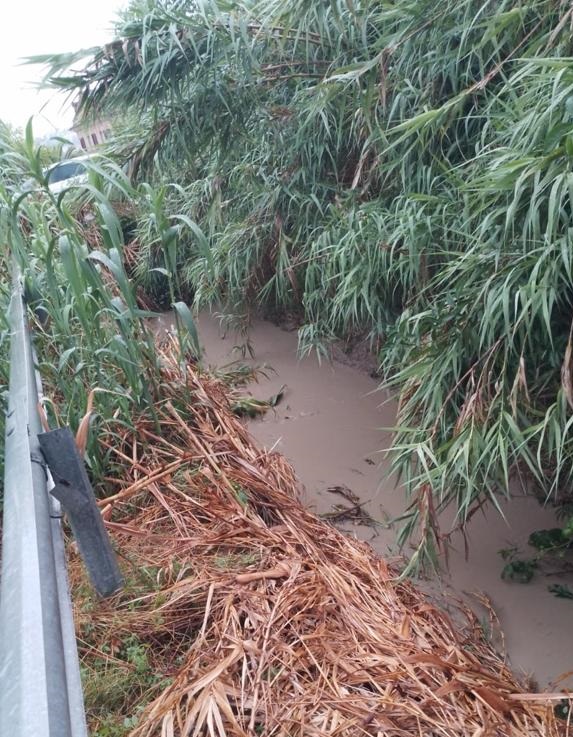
[157,311,573,690]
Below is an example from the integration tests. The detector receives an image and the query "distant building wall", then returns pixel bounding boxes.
[72,119,113,151]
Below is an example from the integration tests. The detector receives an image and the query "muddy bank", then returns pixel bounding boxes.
[87,351,559,737]
[157,311,573,689]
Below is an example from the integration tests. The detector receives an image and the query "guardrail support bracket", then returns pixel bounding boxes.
[39,427,124,598]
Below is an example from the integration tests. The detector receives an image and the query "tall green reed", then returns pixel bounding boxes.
[0,122,199,489]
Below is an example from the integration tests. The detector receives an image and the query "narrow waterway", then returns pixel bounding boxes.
[158,311,573,690]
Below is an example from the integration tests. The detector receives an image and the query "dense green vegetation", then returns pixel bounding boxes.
[29,0,573,567]
[0,120,200,487]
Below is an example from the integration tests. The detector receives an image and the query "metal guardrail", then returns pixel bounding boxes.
[0,271,88,737]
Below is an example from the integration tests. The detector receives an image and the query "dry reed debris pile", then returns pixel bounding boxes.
[75,358,565,736]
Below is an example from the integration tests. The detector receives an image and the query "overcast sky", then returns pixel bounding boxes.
[0,0,126,137]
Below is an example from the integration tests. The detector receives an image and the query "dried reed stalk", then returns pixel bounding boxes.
[71,350,569,736]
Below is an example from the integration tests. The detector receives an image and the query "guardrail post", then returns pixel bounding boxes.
[0,270,88,737]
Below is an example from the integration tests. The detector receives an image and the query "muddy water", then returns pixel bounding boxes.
[158,311,573,689]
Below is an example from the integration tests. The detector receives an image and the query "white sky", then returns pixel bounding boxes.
[0,0,126,137]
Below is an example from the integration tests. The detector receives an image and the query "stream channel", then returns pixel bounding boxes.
[157,311,573,690]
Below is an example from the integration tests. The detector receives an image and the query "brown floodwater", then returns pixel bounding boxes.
[157,311,573,690]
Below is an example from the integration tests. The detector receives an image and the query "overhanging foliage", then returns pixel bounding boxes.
[38,0,573,568]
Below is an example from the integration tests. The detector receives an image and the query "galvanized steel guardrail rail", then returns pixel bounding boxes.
[0,270,88,737]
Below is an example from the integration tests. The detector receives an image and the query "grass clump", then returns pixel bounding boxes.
[69,530,191,734]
